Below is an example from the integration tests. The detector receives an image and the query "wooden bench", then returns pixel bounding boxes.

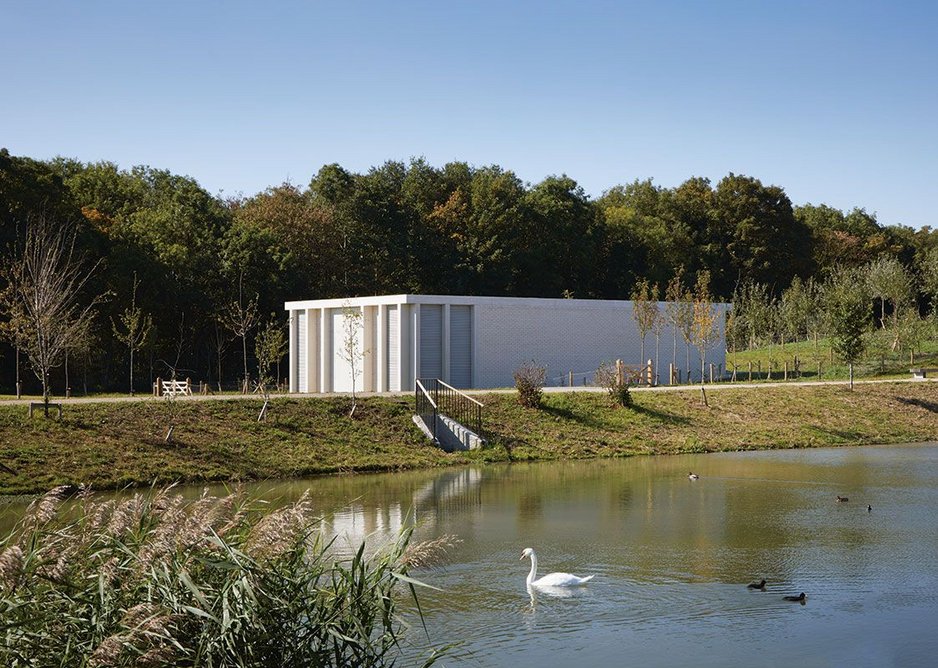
[28,402,62,418]
[910,368,938,380]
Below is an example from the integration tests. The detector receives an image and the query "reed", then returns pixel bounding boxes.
[0,486,446,666]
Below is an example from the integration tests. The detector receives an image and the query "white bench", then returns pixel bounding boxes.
[161,379,192,397]
[910,368,938,380]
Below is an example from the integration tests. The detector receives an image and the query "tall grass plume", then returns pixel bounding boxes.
[0,485,447,666]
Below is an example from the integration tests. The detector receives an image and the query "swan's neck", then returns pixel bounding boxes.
[526,553,538,585]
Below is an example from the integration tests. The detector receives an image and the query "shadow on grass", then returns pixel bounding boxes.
[540,404,608,430]
[896,397,938,413]
[630,403,691,426]
[808,425,864,442]
[540,400,691,429]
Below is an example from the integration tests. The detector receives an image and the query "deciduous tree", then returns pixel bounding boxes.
[339,303,366,418]
[0,215,103,414]
[691,271,720,389]
[825,267,871,389]
[254,315,287,421]
[111,272,153,395]
[220,274,259,392]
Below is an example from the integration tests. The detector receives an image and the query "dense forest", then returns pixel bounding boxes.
[1,147,937,395]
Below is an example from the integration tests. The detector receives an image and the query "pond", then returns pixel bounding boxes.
[305,443,938,667]
[4,443,938,666]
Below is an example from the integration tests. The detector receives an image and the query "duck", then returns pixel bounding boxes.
[747,579,766,590]
[688,472,699,481]
[783,592,806,602]
[868,505,872,512]
[836,495,849,502]
[520,548,594,587]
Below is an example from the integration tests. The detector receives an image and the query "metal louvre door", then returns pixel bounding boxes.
[387,306,400,391]
[419,304,443,379]
[449,305,472,387]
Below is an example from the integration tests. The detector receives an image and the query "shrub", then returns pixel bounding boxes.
[595,361,633,408]
[0,485,448,667]
[513,360,547,408]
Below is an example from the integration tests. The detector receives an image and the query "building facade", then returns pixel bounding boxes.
[285,294,729,393]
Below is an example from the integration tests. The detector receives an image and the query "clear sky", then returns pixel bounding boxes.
[3,1,936,228]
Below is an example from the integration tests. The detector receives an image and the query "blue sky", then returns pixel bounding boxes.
[3,1,936,227]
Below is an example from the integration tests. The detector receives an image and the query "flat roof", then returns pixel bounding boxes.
[285,294,730,310]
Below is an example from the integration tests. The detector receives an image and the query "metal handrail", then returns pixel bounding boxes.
[415,378,483,439]
[415,379,438,441]
[436,379,484,407]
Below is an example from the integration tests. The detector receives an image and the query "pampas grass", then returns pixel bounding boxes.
[0,486,450,667]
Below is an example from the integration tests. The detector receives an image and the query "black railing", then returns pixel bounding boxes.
[415,378,483,438]
[415,378,438,441]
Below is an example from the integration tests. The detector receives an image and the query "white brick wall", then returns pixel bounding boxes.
[477,300,727,388]
[285,295,728,391]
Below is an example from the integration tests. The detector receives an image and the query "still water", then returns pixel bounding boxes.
[197,443,938,667]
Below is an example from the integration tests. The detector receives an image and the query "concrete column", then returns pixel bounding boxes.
[376,305,386,392]
[288,310,298,392]
[307,309,320,393]
[395,304,403,390]
[320,307,331,392]
[362,305,375,392]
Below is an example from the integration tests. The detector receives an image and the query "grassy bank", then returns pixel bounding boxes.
[1,383,937,495]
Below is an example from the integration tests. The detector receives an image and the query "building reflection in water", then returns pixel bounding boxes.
[318,468,484,555]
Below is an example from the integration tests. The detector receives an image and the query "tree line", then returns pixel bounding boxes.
[1,147,936,395]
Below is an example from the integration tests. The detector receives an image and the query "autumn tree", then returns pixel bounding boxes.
[663,271,692,382]
[631,278,658,368]
[691,271,721,388]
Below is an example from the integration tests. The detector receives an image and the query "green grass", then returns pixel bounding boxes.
[728,334,938,382]
[2,382,938,495]
[0,397,457,495]
[479,382,938,460]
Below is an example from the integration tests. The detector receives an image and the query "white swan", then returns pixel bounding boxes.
[520,547,594,587]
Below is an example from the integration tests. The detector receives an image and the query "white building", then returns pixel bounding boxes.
[285,294,729,393]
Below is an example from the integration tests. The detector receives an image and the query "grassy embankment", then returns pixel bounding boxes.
[2,382,938,495]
